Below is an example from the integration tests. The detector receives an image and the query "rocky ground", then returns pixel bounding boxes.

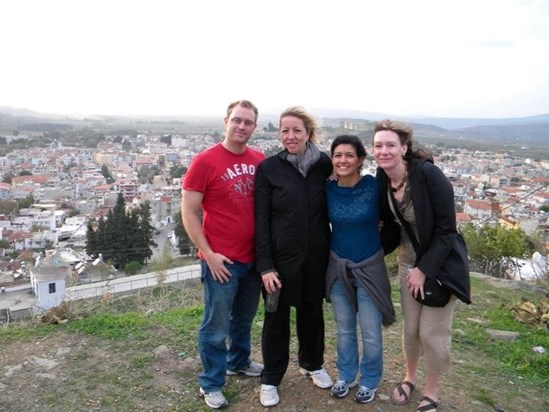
[1,273,547,411]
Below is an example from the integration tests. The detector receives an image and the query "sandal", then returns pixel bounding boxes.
[390,380,415,405]
[417,396,438,412]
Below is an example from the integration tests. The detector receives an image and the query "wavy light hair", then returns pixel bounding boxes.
[279,106,320,144]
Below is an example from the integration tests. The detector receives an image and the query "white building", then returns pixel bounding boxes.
[31,262,69,311]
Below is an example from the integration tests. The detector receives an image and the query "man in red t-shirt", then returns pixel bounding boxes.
[181,100,265,409]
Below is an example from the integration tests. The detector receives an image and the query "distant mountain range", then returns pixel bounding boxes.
[1,106,548,144]
[309,108,549,144]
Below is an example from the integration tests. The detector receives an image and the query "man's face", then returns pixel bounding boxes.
[224,105,257,146]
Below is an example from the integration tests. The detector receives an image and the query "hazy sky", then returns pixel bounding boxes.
[2,0,548,119]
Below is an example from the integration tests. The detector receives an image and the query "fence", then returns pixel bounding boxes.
[65,264,201,301]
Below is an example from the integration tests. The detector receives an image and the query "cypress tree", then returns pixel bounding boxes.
[85,220,98,257]
[84,193,155,269]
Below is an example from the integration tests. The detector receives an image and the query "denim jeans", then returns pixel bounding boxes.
[330,277,383,388]
[198,260,261,391]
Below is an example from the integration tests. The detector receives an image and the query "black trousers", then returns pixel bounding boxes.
[260,299,325,386]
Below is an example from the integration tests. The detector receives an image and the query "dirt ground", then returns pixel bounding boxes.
[0,328,478,412]
[0,325,541,412]
[1,275,547,412]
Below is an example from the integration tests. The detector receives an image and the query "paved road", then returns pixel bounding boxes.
[150,223,180,261]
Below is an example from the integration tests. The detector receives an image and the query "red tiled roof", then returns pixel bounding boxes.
[11,175,49,185]
[456,213,471,222]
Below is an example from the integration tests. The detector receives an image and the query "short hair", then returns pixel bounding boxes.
[226,100,259,122]
[330,134,367,158]
[279,106,320,144]
[373,119,432,161]
[331,134,367,172]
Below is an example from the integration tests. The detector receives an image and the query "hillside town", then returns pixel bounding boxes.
[1,125,548,320]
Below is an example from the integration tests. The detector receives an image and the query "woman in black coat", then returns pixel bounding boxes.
[255,106,333,407]
[373,119,470,412]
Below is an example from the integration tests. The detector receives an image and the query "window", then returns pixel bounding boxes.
[48,283,56,294]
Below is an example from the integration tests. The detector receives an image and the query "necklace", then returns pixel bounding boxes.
[390,173,408,193]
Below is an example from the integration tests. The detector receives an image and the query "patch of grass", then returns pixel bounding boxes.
[0,323,57,344]
[130,354,155,368]
[472,387,496,406]
[453,276,549,385]
[65,311,151,340]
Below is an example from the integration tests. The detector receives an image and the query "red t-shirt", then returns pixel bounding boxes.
[182,143,265,263]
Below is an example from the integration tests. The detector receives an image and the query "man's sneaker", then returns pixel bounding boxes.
[331,379,357,398]
[226,360,263,377]
[260,384,280,407]
[354,386,377,403]
[199,387,228,409]
[299,367,333,389]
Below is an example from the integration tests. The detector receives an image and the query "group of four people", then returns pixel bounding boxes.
[181,100,471,412]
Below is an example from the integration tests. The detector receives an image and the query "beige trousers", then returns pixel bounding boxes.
[398,269,457,374]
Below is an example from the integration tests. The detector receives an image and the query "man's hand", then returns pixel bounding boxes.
[205,252,234,283]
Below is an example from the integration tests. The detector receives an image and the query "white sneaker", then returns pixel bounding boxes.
[299,367,333,389]
[199,387,228,409]
[260,384,279,407]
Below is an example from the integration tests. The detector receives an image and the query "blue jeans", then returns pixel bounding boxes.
[198,260,261,391]
[330,278,383,388]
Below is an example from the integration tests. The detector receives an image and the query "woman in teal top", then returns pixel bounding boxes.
[325,135,395,404]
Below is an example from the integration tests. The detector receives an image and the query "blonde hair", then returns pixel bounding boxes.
[279,106,319,144]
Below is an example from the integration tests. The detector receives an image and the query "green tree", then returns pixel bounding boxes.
[101,164,114,184]
[169,165,187,179]
[2,172,14,183]
[461,223,529,278]
[19,170,33,176]
[138,201,155,261]
[107,193,129,268]
[17,194,35,209]
[85,220,99,258]
[124,261,142,275]
[138,165,160,184]
[262,122,278,132]
[160,135,172,146]
[85,194,154,269]
[174,210,195,256]
[96,216,109,260]
[68,209,80,217]
[125,208,143,265]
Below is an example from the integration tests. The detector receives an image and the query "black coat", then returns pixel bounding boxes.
[377,157,471,304]
[255,150,332,306]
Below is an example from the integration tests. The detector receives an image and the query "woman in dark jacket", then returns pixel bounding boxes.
[255,106,333,407]
[373,120,471,412]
